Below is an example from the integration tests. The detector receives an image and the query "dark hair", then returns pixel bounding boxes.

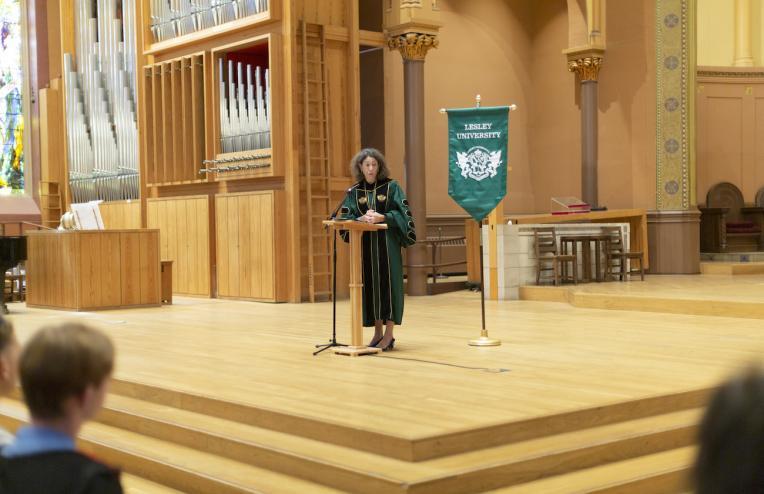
[694,366,764,493]
[0,316,13,352]
[20,323,114,420]
[350,148,390,182]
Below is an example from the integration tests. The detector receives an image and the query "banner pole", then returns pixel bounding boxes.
[469,219,500,346]
[479,220,486,330]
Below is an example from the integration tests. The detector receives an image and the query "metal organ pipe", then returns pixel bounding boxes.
[218,58,270,154]
[64,0,139,203]
[150,0,269,43]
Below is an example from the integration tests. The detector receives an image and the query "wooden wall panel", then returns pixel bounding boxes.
[144,67,155,185]
[26,232,79,309]
[39,87,63,185]
[696,76,764,203]
[147,196,211,296]
[215,191,276,301]
[152,65,164,185]
[121,231,142,306]
[162,63,172,184]
[144,54,206,185]
[296,0,346,28]
[99,201,142,229]
[326,39,351,179]
[138,230,161,304]
[79,232,122,308]
[192,54,206,179]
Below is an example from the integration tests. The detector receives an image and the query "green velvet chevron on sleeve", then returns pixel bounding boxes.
[384,181,416,248]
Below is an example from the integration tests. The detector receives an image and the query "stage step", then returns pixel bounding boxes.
[109,378,709,462]
[487,446,694,494]
[519,283,764,320]
[700,261,764,275]
[122,473,184,493]
[0,399,343,494]
[0,384,708,494]
[2,391,701,494]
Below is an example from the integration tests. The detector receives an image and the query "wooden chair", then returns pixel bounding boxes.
[534,227,577,285]
[700,182,763,252]
[601,226,644,281]
[756,186,764,208]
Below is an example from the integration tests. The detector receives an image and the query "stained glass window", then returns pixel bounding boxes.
[0,0,23,192]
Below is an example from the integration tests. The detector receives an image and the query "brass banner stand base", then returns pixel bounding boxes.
[334,346,381,357]
[469,329,501,347]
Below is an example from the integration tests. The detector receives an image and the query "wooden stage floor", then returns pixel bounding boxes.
[3,274,764,492]
[6,286,762,442]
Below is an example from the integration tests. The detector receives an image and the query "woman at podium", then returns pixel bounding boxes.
[339,149,416,351]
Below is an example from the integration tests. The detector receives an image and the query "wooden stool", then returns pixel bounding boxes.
[161,260,173,304]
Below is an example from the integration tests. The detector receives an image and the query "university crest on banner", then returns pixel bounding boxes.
[447,106,510,221]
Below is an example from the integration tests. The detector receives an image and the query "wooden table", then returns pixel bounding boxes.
[506,209,649,269]
[560,234,611,282]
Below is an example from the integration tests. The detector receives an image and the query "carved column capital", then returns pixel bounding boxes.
[567,56,604,81]
[387,32,439,61]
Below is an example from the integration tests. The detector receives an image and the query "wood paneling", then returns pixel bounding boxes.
[696,72,764,202]
[25,230,160,310]
[296,0,346,28]
[215,191,276,301]
[648,209,701,274]
[147,196,211,296]
[25,230,79,309]
[100,201,142,229]
[79,231,122,307]
[144,54,206,186]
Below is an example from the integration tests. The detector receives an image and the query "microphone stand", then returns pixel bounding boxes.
[314,191,351,355]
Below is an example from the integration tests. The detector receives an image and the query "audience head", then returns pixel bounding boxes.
[694,366,764,493]
[20,323,114,423]
[0,316,19,395]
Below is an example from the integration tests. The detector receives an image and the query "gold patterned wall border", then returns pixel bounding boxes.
[656,0,696,210]
[697,67,764,84]
[697,69,764,78]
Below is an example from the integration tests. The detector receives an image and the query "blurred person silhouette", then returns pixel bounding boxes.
[0,322,122,494]
[694,366,764,493]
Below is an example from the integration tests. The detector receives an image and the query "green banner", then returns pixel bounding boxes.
[447,106,509,222]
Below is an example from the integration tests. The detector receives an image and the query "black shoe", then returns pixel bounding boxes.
[378,338,395,351]
[368,335,383,347]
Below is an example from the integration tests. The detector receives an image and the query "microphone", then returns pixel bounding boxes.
[328,187,353,220]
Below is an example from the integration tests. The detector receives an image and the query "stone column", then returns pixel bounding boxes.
[734,0,754,67]
[653,0,700,274]
[388,33,438,296]
[567,52,603,208]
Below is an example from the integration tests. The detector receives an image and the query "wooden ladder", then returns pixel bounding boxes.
[301,22,333,302]
[39,181,62,228]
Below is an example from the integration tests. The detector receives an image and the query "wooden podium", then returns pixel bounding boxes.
[323,220,387,356]
[26,229,161,311]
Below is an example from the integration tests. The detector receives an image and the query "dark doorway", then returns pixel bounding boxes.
[360,45,385,153]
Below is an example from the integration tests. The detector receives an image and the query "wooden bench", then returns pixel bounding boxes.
[408,236,468,295]
[700,182,764,252]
